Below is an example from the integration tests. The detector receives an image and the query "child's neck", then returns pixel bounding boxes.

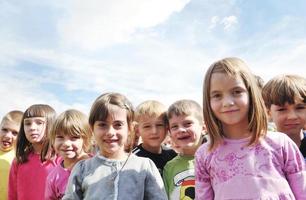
[223,123,252,139]
[180,145,198,156]
[63,153,89,170]
[288,130,304,147]
[101,150,128,160]
[142,143,162,154]
[32,143,43,154]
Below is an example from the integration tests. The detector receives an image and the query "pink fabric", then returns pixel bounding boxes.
[8,153,60,200]
[45,163,71,200]
[195,132,306,200]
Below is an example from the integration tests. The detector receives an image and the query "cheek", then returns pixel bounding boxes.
[210,101,219,114]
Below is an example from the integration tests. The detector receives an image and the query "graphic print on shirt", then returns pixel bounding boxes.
[171,169,195,200]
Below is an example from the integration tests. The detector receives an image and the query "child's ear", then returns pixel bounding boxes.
[134,124,140,137]
[201,121,207,134]
[267,108,273,122]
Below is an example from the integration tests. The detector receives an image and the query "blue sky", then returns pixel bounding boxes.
[1,0,306,117]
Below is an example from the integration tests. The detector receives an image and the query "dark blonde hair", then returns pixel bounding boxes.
[262,74,306,108]
[16,104,56,164]
[203,57,267,150]
[167,99,203,125]
[0,110,24,127]
[135,100,167,124]
[89,92,135,151]
[42,109,93,161]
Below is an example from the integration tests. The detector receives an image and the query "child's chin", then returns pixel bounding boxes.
[0,146,13,152]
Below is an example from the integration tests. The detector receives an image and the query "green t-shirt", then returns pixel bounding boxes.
[162,155,195,200]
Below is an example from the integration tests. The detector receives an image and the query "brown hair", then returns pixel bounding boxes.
[16,104,56,164]
[262,74,306,108]
[89,92,135,151]
[167,99,203,125]
[203,57,267,150]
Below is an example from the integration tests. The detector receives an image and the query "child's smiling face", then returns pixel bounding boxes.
[93,105,129,159]
[0,120,20,152]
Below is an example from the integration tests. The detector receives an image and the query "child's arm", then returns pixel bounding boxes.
[162,164,170,198]
[44,170,57,200]
[195,146,214,200]
[145,159,168,200]
[282,136,306,199]
[62,161,85,200]
[8,159,18,200]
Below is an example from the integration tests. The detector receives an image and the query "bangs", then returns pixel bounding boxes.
[268,83,305,106]
[25,105,48,118]
[56,119,85,137]
[263,75,306,107]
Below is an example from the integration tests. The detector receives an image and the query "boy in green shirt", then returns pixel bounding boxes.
[163,100,206,200]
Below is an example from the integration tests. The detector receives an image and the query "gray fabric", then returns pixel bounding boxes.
[63,153,167,200]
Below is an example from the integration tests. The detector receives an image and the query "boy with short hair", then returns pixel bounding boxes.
[133,100,177,175]
[163,100,206,200]
[0,110,23,199]
[262,74,306,159]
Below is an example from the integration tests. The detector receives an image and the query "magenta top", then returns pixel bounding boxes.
[195,131,306,200]
[45,163,71,200]
[8,153,60,200]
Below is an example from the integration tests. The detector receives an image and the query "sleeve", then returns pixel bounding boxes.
[44,169,57,200]
[144,159,168,200]
[62,161,85,200]
[8,159,18,200]
[162,163,170,198]
[195,146,214,200]
[282,135,306,199]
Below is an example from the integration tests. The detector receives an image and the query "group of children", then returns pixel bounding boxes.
[0,57,305,200]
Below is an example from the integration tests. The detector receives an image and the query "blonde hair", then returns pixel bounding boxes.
[262,74,306,108]
[203,57,268,150]
[167,99,203,125]
[135,100,167,124]
[48,109,92,155]
[0,110,23,127]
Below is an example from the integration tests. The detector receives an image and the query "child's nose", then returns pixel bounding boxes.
[223,95,234,107]
[63,139,73,147]
[106,126,116,136]
[177,125,187,132]
[151,126,157,133]
[287,110,298,119]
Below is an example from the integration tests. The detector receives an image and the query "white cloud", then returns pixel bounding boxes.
[208,15,238,31]
[221,15,238,30]
[209,16,220,30]
[58,0,190,50]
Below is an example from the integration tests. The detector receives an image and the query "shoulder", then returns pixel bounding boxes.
[161,147,177,157]
[132,144,146,156]
[195,142,211,159]
[262,131,294,146]
[164,155,181,169]
[128,154,157,172]
[71,155,99,173]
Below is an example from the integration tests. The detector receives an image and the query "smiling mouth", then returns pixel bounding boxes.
[222,109,239,113]
[178,136,190,140]
[284,124,300,128]
[104,139,119,143]
[2,141,12,146]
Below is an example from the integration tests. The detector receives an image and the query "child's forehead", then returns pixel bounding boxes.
[1,120,20,131]
[24,117,46,122]
[138,114,164,122]
[169,114,199,122]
